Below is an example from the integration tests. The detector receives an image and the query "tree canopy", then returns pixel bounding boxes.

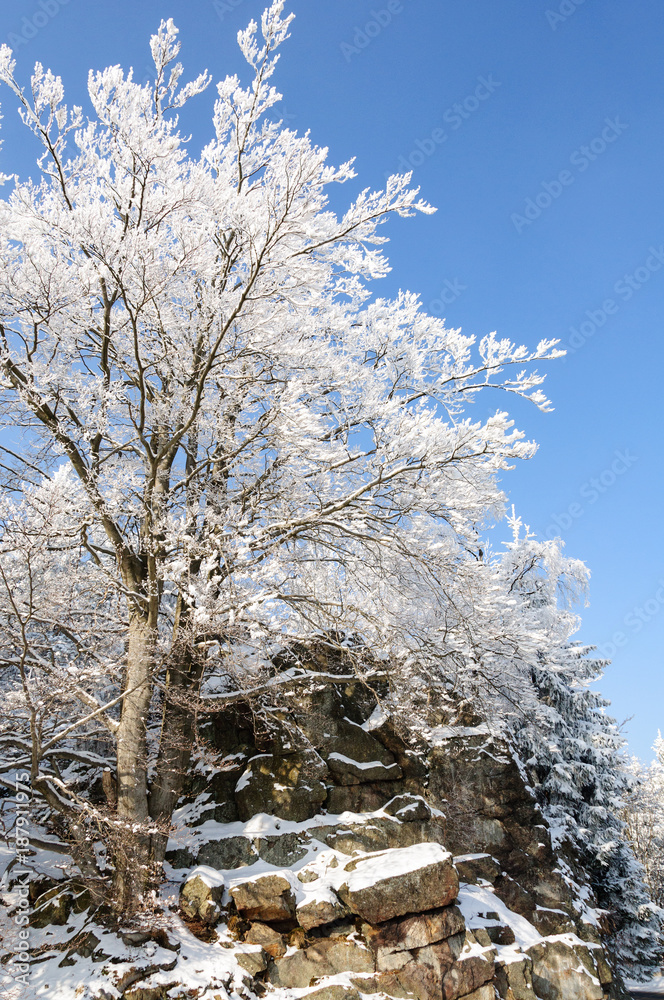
[0,6,657,968]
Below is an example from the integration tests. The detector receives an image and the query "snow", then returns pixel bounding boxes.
[187,865,226,889]
[170,791,215,826]
[327,752,389,769]
[166,804,411,855]
[362,703,389,731]
[345,842,451,891]
[25,910,239,1000]
[457,882,543,955]
[234,768,253,793]
[457,883,610,978]
[626,973,664,995]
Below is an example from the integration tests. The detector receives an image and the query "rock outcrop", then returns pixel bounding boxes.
[162,670,627,1000]
[16,660,627,1000]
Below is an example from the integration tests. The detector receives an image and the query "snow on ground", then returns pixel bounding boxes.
[22,909,240,1000]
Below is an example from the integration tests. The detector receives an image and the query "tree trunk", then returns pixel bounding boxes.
[112,611,155,912]
[149,605,205,863]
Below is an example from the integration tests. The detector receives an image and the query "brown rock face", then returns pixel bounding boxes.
[236,948,268,975]
[169,673,629,1000]
[362,905,465,957]
[528,940,604,1000]
[271,937,375,988]
[387,946,455,1000]
[235,750,328,822]
[296,894,349,931]
[428,734,576,919]
[495,956,535,1000]
[230,874,295,923]
[327,752,403,784]
[244,921,287,958]
[442,952,495,1000]
[179,873,224,924]
[338,843,459,924]
[197,834,258,870]
[460,987,496,1000]
[383,793,432,822]
[305,987,361,1000]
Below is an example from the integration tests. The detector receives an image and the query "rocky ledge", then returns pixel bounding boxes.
[20,667,627,1000]
[160,673,624,1000]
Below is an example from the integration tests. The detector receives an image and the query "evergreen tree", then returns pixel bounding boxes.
[498,518,662,978]
[624,737,664,911]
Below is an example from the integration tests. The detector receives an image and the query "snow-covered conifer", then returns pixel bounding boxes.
[497,518,661,978]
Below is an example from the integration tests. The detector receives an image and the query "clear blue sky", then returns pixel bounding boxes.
[1,0,662,759]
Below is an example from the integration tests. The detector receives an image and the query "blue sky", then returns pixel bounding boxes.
[0,0,662,759]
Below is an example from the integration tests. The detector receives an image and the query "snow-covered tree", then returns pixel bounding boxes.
[0,4,563,912]
[497,519,662,978]
[624,737,664,910]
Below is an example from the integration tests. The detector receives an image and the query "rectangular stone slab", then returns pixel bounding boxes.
[338,843,459,924]
[362,905,465,955]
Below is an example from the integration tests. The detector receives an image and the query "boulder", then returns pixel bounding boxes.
[350,972,412,999]
[323,817,446,857]
[180,869,224,924]
[254,831,310,866]
[67,930,101,960]
[376,950,414,973]
[531,906,575,936]
[296,893,349,931]
[244,921,287,958]
[460,987,496,1000]
[442,953,495,1000]
[453,853,502,885]
[235,750,328,822]
[495,956,534,1000]
[362,906,465,957]
[323,821,394,856]
[165,847,197,869]
[493,874,535,920]
[338,843,459,924]
[197,836,258,870]
[385,939,460,1000]
[592,950,613,988]
[30,887,73,927]
[236,947,268,976]
[383,793,432,822]
[484,923,515,946]
[124,987,170,1000]
[312,988,362,1000]
[305,987,361,1000]
[295,710,403,785]
[271,937,374,988]
[326,781,405,815]
[361,710,430,779]
[461,929,495,959]
[528,940,604,1000]
[230,874,295,923]
[532,873,577,913]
